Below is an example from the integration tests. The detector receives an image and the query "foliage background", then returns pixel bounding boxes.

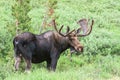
[0,0,120,80]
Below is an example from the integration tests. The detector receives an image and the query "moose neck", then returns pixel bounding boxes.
[57,36,70,53]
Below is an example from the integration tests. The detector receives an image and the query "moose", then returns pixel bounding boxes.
[13,19,94,72]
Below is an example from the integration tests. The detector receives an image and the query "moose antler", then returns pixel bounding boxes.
[52,19,58,32]
[77,19,94,37]
[53,20,75,37]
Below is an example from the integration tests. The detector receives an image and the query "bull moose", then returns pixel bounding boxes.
[13,19,94,72]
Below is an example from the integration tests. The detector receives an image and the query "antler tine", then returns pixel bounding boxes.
[58,25,66,37]
[53,20,76,37]
[77,19,94,37]
[53,19,58,32]
[66,26,70,33]
[86,19,94,34]
[59,25,76,37]
[65,29,75,37]
[85,20,94,34]
[59,25,64,33]
[53,20,65,37]
[52,19,65,36]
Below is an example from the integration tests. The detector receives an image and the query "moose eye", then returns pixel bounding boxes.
[74,34,76,37]
[70,38,74,41]
[70,39,73,41]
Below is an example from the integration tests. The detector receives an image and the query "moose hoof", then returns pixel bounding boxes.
[24,70,31,74]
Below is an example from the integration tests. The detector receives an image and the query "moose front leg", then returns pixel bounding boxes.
[50,57,59,71]
[50,52,60,71]
[46,60,51,70]
[14,56,22,71]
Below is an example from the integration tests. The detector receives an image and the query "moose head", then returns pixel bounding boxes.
[52,19,94,53]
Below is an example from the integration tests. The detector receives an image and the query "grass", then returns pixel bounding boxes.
[0,55,119,80]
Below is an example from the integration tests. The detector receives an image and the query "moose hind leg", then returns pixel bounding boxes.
[24,58,31,73]
[14,55,22,71]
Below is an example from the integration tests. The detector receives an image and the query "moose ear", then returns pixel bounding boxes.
[76,28,81,34]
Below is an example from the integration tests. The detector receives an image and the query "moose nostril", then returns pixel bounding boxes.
[81,47,83,52]
[77,46,83,52]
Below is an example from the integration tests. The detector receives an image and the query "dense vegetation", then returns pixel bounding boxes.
[0,0,120,80]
